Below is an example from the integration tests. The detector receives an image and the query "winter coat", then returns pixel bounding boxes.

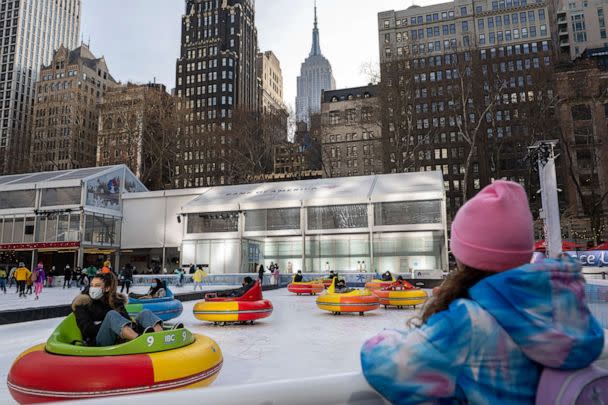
[361,258,604,405]
[64,267,73,279]
[193,269,206,282]
[121,267,133,281]
[0,269,7,279]
[14,267,31,281]
[72,293,129,345]
[34,268,46,284]
[8,268,16,279]
[294,274,304,283]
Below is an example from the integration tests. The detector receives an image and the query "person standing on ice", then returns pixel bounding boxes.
[33,263,46,300]
[46,266,55,287]
[294,270,304,283]
[258,264,265,285]
[360,181,604,405]
[63,265,73,289]
[324,261,330,273]
[0,267,7,293]
[7,266,16,291]
[193,266,206,291]
[14,262,30,298]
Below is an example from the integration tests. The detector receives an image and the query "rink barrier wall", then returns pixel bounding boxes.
[586,280,608,328]
[83,371,390,405]
[47,273,444,289]
[0,283,282,325]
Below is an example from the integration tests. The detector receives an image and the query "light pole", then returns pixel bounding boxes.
[528,140,562,259]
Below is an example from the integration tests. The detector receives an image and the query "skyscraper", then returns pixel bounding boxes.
[0,0,81,174]
[175,0,259,188]
[296,2,336,125]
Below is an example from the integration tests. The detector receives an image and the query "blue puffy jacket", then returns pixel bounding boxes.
[361,258,604,404]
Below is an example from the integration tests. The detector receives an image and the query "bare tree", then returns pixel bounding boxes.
[217,108,288,184]
[449,50,507,202]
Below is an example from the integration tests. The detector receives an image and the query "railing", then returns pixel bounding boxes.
[86,372,390,405]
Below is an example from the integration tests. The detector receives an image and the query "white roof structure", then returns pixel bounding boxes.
[181,171,445,213]
[0,165,146,192]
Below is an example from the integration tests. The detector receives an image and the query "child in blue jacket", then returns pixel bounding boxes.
[361,181,604,404]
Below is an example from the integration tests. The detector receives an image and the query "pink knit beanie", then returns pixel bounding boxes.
[450,180,534,272]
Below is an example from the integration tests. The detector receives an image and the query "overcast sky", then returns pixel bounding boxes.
[81,0,443,110]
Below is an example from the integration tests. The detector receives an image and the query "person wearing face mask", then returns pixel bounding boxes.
[128,278,166,300]
[72,273,166,346]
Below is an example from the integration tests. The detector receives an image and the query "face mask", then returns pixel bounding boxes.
[89,287,104,300]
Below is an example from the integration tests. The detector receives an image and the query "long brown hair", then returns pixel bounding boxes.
[415,264,491,326]
[93,272,126,310]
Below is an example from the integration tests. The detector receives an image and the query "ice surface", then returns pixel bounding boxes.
[0,288,421,404]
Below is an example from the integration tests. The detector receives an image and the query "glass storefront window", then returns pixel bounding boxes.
[245,208,300,232]
[0,190,36,209]
[57,214,70,242]
[69,214,81,241]
[187,212,239,233]
[307,205,368,230]
[43,216,58,243]
[373,231,445,275]
[305,235,370,272]
[374,200,442,226]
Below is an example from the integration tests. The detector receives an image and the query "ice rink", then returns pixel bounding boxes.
[0,287,420,404]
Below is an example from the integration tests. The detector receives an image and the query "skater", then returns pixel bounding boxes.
[101,261,112,274]
[361,261,367,273]
[63,265,73,288]
[294,270,304,283]
[361,181,603,405]
[287,261,293,274]
[174,268,185,287]
[72,273,169,347]
[258,264,265,285]
[76,266,86,287]
[193,266,206,291]
[14,262,30,298]
[7,266,16,290]
[33,263,46,300]
[129,278,166,299]
[85,264,97,285]
[381,271,392,281]
[46,266,55,287]
[0,267,7,293]
[120,263,133,294]
[324,261,330,273]
[25,270,34,295]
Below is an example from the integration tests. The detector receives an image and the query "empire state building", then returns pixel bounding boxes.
[295,3,335,125]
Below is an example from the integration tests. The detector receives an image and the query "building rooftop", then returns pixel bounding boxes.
[322,84,379,103]
[0,165,147,192]
[181,171,444,213]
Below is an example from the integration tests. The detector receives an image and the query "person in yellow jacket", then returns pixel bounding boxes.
[14,262,31,298]
[193,266,207,291]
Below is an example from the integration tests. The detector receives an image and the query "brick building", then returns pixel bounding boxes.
[378,0,560,217]
[97,83,176,190]
[556,55,608,241]
[30,45,117,172]
[320,85,384,178]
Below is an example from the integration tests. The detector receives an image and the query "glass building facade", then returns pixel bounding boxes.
[179,172,448,277]
[0,165,146,269]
